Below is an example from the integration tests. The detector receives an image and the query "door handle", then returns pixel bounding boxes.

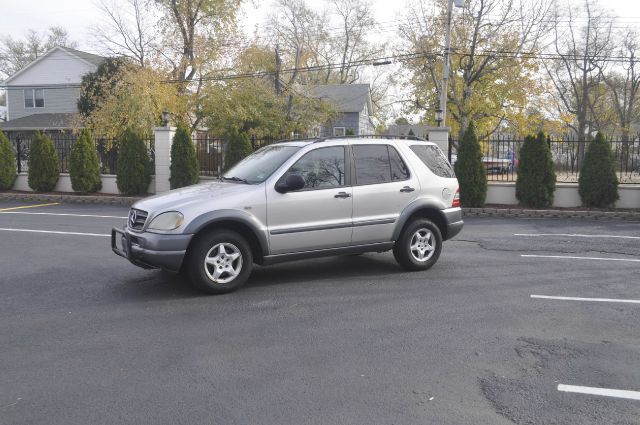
[334,191,352,198]
[400,186,415,193]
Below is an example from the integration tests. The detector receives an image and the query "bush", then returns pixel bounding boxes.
[69,129,102,194]
[170,126,199,189]
[515,132,556,208]
[453,122,486,207]
[579,132,619,207]
[116,128,151,195]
[28,132,59,192]
[224,129,253,171]
[0,130,16,190]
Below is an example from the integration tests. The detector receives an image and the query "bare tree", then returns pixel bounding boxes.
[545,0,613,145]
[0,26,77,79]
[93,0,158,67]
[330,0,382,84]
[598,30,640,140]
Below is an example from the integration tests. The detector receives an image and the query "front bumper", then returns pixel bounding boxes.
[111,227,193,272]
[442,207,464,240]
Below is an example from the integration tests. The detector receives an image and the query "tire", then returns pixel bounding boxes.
[393,218,443,271]
[186,230,253,294]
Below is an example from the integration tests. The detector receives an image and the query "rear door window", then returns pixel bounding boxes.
[353,144,410,185]
[410,145,456,178]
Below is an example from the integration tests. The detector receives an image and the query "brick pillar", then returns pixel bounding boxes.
[153,126,176,193]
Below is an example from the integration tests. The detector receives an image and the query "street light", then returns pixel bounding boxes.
[161,108,171,127]
[435,108,443,127]
[437,0,465,127]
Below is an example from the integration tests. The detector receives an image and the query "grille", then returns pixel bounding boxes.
[128,208,148,231]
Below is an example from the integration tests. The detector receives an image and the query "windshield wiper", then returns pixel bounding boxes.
[220,176,250,184]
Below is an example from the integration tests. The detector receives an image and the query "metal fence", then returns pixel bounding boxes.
[449,136,640,184]
[7,132,155,175]
[194,134,275,176]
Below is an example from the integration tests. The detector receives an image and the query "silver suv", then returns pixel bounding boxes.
[112,136,463,293]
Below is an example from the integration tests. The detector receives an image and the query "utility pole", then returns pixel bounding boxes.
[275,45,282,96]
[438,0,464,127]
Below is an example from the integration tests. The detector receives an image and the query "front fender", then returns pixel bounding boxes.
[183,209,270,256]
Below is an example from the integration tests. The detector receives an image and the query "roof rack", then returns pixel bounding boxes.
[267,134,428,145]
[312,134,427,143]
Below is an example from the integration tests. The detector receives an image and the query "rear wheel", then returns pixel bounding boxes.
[187,230,253,294]
[393,219,442,271]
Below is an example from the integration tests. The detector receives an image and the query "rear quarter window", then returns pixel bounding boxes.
[410,145,456,178]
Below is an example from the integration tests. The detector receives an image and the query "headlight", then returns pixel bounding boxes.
[147,212,184,231]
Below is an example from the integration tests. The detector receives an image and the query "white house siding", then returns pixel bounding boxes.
[5,48,96,121]
[358,107,374,134]
[8,49,95,86]
[7,87,81,120]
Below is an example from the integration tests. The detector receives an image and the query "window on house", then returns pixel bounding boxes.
[24,89,45,108]
[333,127,345,137]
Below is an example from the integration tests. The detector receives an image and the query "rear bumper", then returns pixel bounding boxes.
[111,227,193,272]
[442,207,464,240]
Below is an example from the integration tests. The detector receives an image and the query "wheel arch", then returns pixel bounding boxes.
[183,211,269,264]
[393,200,449,241]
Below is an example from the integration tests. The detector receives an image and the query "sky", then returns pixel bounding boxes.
[0,0,402,54]
[2,0,640,58]
[3,0,640,121]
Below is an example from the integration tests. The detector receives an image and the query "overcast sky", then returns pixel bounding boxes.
[3,0,639,55]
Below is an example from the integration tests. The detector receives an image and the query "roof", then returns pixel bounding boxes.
[0,113,77,131]
[2,46,106,85]
[60,47,106,67]
[310,84,373,115]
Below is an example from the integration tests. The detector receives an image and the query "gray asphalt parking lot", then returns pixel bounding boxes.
[1,201,639,425]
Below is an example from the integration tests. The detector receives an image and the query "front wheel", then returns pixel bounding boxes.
[393,219,442,271]
[187,230,253,294]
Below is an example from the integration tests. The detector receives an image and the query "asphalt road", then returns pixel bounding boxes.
[1,201,639,425]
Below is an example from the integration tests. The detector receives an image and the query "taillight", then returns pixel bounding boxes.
[452,188,460,208]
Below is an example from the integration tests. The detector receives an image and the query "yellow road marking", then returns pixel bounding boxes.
[0,202,60,212]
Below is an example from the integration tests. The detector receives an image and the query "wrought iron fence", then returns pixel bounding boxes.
[7,132,154,175]
[194,134,276,176]
[449,135,640,184]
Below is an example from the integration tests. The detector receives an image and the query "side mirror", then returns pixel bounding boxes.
[275,173,305,193]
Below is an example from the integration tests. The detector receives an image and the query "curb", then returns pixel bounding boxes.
[463,207,640,221]
[0,192,142,207]
[1,192,638,221]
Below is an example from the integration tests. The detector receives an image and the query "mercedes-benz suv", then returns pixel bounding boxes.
[112,136,463,293]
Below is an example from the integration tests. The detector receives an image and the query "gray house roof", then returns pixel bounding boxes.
[61,47,106,67]
[310,84,373,115]
[0,113,77,131]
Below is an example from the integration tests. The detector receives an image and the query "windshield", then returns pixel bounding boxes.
[223,144,301,184]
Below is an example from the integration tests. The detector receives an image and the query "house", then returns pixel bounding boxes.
[310,84,375,137]
[0,46,105,136]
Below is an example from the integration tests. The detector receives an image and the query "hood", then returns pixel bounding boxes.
[132,181,256,213]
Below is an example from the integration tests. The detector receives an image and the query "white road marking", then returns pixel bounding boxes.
[521,254,640,263]
[531,295,640,304]
[515,233,640,240]
[558,384,640,401]
[0,211,126,219]
[0,228,110,237]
